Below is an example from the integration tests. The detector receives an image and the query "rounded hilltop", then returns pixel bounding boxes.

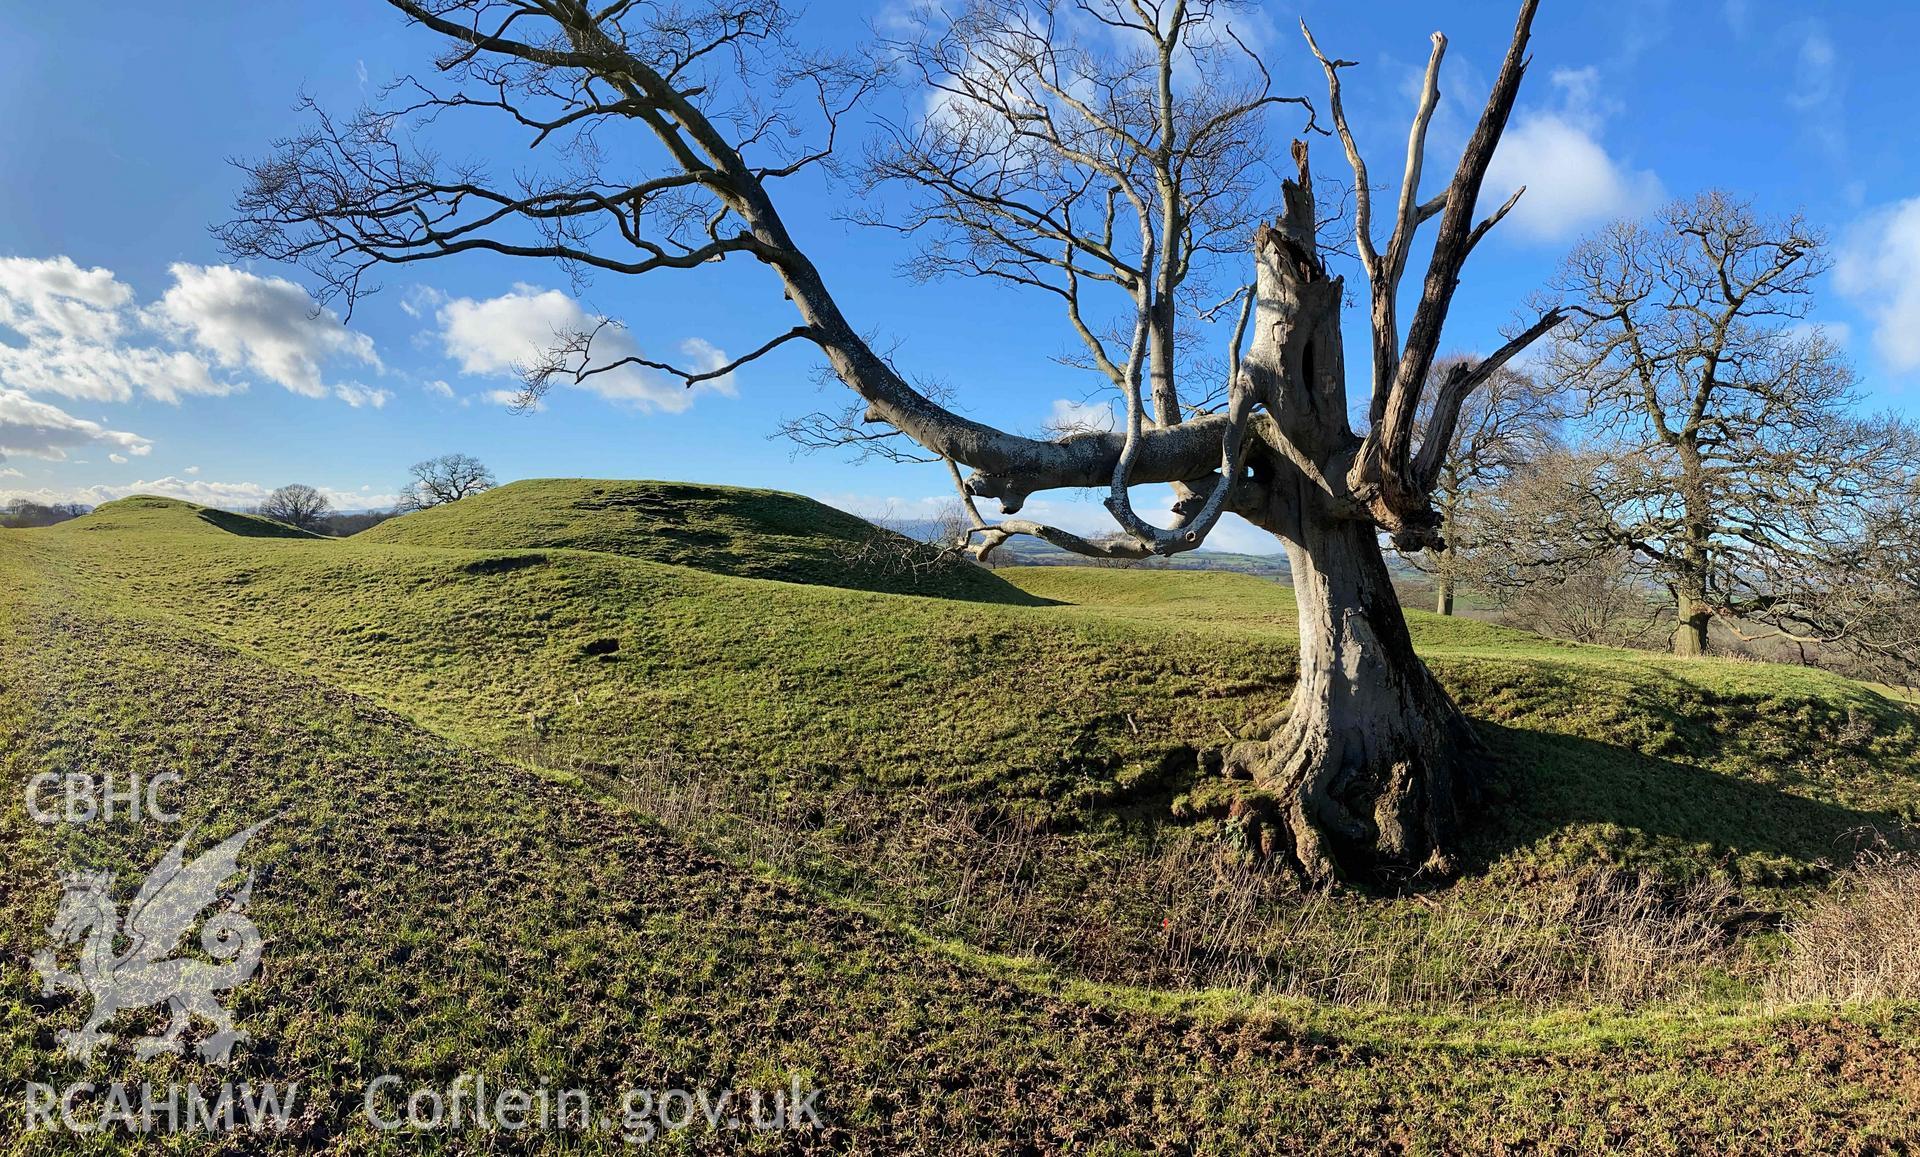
[357,477,1022,600]
[51,495,324,539]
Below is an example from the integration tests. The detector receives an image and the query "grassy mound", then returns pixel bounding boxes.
[18,497,1920,972]
[45,494,324,540]
[6,480,1920,1149]
[8,566,1917,1152]
[357,478,1032,601]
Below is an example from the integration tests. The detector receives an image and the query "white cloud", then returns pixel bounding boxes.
[1482,68,1664,243]
[0,341,236,406]
[399,284,448,319]
[1780,20,1849,168]
[1781,319,1852,350]
[150,264,382,400]
[482,387,540,411]
[1787,23,1838,112]
[0,256,382,407]
[0,389,152,462]
[0,475,400,512]
[1045,398,1116,435]
[331,382,391,409]
[873,0,945,39]
[675,337,739,392]
[184,465,201,475]
[1548,66,1604,115]
[0,467,22,479]
[0,255,133,342]
[440,288,586,378]
[423,378,455,398]
[1484,115,1663,243]
[108,453,128,464]
[1836,198,1920,372]
[437,286,731,414]
[0,256,237,404]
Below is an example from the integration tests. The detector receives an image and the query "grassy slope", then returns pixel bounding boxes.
[357,478,1030,602]
[1010,566,1920,875]
[56,497,1920,874]
[4,489,1920,1150]
[24,495,1920,922]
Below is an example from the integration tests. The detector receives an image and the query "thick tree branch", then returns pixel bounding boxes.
[1339,0,1545,548]
[1411,308,1564,493]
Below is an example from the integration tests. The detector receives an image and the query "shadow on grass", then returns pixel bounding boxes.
[1470,721,1910,875]
[197,508,322,539]
[800,561,1061,606]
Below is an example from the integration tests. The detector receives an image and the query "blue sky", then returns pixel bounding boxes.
[2,0,1916,552]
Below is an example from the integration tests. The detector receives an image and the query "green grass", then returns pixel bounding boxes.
[4,482,1920,1151]
[358,477,1033,601]
[22,489,1920,904]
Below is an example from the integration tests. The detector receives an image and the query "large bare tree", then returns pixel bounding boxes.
[255,483,333,532]
[1803,494,1920,683]
[1541,193,1917,658]
[400,451,497,510]
[220,0,1559,882]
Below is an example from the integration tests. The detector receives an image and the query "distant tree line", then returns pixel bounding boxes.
[248,454,497,537]
[0,500,92,528]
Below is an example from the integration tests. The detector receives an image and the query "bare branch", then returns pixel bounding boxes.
[1466,185,1526,255]
[523,321,813,409]
[1412,308,1565,491]
[942,456,1150,562]
[1299,21,1375,277]
[1343,0,1545,549]
[1382,32,1448,295]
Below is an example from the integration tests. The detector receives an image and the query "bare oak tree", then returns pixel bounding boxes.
[1543,192,1917,657]
[1471,449,1673,646]
[256,483,333,532]
[401,452,497,510]
[220,0,1559,883]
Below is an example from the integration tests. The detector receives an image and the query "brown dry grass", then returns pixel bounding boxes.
[1774,850,1920,1003]
[543,743,1757,1010]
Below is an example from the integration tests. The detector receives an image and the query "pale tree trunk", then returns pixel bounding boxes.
[1219,175,1485,885]
[1433,495,1458,616]
[1226,496,1479,883]
[1147,298,1180,426]
[1433,499,1459,616]
[1673,447,1713,657]
[1224,11,1554,884]
[1674,591,1710,657]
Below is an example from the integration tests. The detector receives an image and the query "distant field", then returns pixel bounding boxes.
[4,482,1918,1152]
